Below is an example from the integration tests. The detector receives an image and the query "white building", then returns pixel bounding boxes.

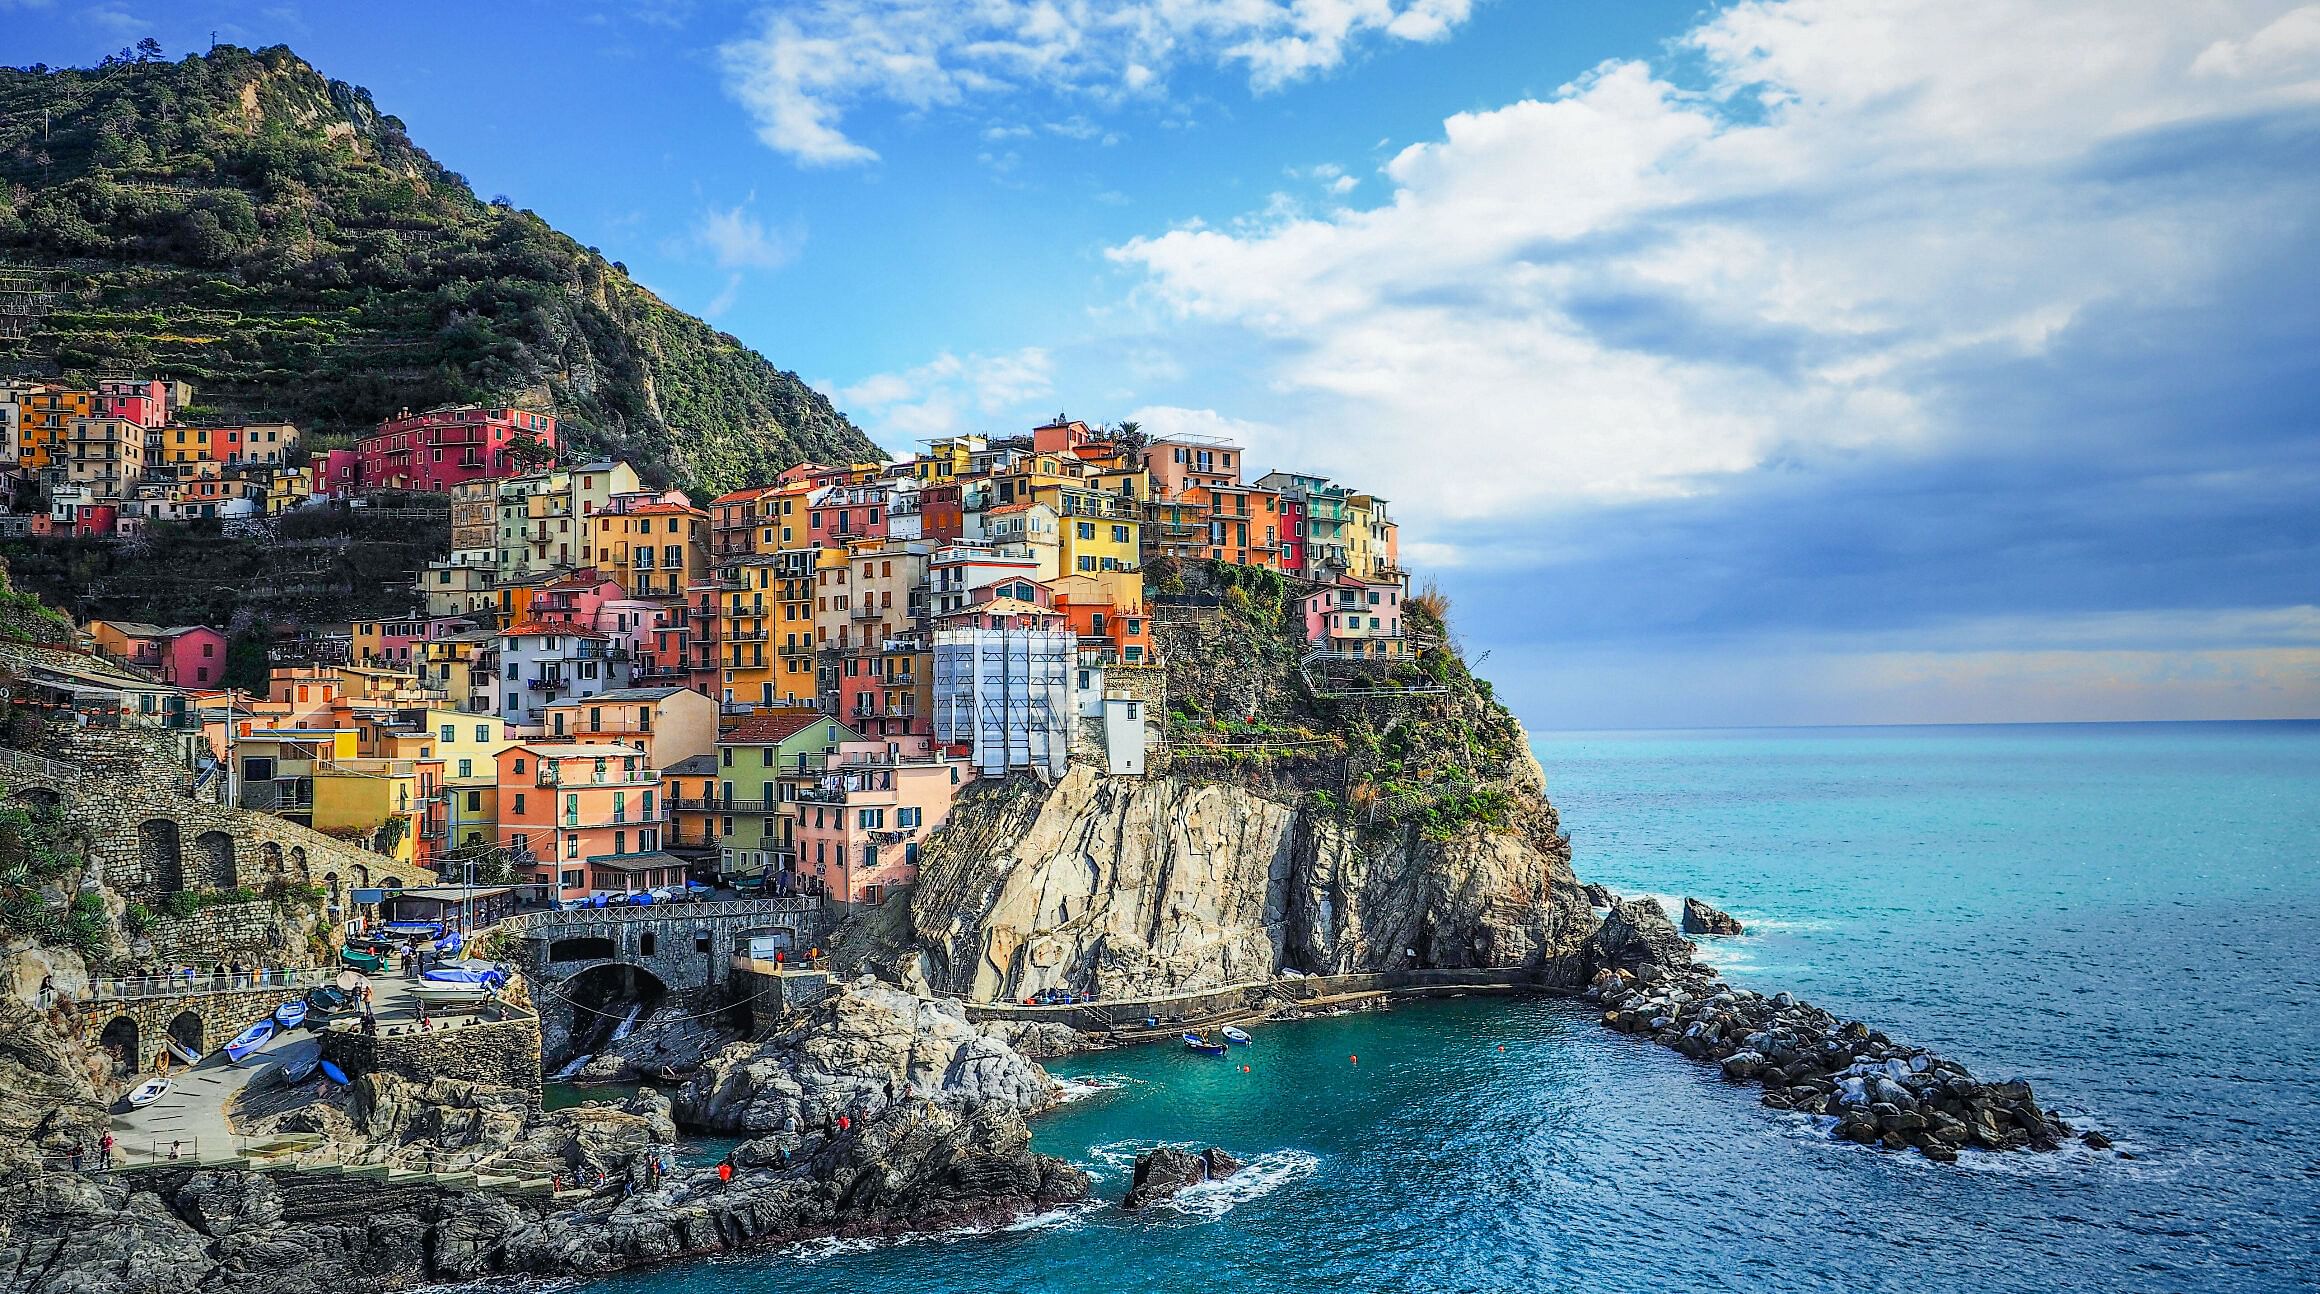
[493,624,634,729]
[933,627,1076,778]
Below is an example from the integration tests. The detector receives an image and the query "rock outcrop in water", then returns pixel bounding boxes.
[900,764,1595,1003]
[1583,921,2093,1161]
[1121,1145,1242,1209]
[1681,898,1745,936]
[674,981,1056,1135]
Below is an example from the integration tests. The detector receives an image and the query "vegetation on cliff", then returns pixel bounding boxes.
[1152,558,1532,841]
[0,43,878,492]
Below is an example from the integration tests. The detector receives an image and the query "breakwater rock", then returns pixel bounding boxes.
[1121,1145,1243,1209]
[1586,965,2092,1161]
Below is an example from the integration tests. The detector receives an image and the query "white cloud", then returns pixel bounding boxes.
[694,203,803,270]
[834,347,1057,448]
[719,0,1474,165]
[1106,0,2320,540]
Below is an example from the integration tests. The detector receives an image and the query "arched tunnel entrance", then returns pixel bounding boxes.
[546,961,670,1068]
[165,1010,205,1062]
[98,1016,139,1077]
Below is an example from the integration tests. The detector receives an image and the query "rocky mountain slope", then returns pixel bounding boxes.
[0,45,877,492]
[890,564,1596,1003]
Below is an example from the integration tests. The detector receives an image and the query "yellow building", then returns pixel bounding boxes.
[590,498,709,600]
[909,435,984,482]
[20,387,90,472]
[1040,482,1142,596]
[64,415,146,497]
[264,465,313,516]
[720,556,779,709]
[311,757,424,867]
[1345,493,1401,582]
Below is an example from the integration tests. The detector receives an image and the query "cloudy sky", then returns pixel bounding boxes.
[13,0,2320,728]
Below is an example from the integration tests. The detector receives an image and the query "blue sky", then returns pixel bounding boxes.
[10,0,2319,727]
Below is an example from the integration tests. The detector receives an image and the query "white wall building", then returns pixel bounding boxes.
[932,627,1076,778]
[494,625,634,729]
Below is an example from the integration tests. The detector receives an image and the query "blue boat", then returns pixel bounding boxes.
[422,967,507,988]
[318,1060,349,1086]
[1183,1031,1229,1056]
[224,1018,276,1064]
[273,1000,307,1029]
[436,931,464,956]
[278,1053,319,1085]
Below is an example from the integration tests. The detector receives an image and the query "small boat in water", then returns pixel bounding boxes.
[273,1000,307,1030]
[224,1018,276,1064]
[1222,1026,1253,1045]
[1183,1032,1229,1056]
[124,1076,171,1109]
[278,1053,320,1085]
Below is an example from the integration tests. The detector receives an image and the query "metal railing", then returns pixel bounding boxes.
[83,965,335,1002]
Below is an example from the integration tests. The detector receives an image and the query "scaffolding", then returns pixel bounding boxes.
[933,627,1076,779]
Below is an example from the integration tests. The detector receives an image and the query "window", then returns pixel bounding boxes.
[457,758,473,778]
[562,869,584,888]
[1076,521,1096,540]
[897,806,921,828]
[476,724,490,742]
[513,757,527,775]
[1113,525,1130,543]
[513,792,526,814]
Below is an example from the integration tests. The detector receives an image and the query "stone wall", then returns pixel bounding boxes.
[145,900,293,967]
[729,962,831,1036]
[77,983,313,1074]
[512,899,822,996]
[322,1013,543,1099]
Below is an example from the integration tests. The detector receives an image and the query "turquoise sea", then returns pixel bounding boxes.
[581,722,2320,1293]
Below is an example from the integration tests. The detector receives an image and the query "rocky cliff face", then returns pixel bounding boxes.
[901,755,1594,1004]
[675,981,1055,1134]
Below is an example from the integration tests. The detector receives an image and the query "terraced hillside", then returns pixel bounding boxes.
[0,44,877,492]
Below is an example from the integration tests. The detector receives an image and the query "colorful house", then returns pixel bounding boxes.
[784,746,971,905]
[495,741,668,902]
[714,712,863,880]
[539,685,718,767]
[1302,576,1407,658]
[355,406,558,494]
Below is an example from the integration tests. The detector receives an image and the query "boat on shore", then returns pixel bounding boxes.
[223,1018,275,1064]
[273,1000,307,1030]
[340,945,384,973]
[318,1060,348,1086]
[1223,1026,1253,1045]
[163,1037,202,1067]
[124,1077,170,1109]
[278,1053,319,1085]
[304,985,348,1021]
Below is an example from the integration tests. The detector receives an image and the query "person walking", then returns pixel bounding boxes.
[99,1133,114,1168]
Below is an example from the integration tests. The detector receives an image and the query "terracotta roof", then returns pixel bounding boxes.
[500,621,609,639]
[720,711,828,745]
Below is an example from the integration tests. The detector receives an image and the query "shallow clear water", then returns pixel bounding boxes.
[576,722,2320,1293]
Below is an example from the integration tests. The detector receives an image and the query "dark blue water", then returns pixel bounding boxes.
[580,722,2320,1292]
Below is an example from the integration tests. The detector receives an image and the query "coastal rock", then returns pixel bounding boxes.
[673,982,1056,1135]
[1120,1144,1240,1209]
[977,1017,1094,1060]
[1585,950,2093,1163]
[902,765,1594,1003]
[1586,898,1697,980]
[1582,883,1619,910]
[1680,898,1745,936]
[0,997,109,1171]
[0,1097,1089,1294]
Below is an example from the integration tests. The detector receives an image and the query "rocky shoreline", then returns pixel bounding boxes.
[1583,898,2105,1161]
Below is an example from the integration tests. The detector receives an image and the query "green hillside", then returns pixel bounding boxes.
[0,43,876,492]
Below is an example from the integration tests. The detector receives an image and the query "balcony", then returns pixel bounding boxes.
[849,603,882,620]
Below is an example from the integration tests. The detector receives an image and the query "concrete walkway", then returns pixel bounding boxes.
[107,965,447,1164]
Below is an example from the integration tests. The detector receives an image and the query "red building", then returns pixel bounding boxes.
[353,406,558,494]
[1276,492,1307,575]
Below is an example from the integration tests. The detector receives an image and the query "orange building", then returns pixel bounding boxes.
[495,741,677,903]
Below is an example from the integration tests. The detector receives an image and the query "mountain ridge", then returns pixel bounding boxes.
[0,43,877,492]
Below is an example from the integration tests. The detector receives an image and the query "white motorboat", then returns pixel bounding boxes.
[1222,1026,1253,1045]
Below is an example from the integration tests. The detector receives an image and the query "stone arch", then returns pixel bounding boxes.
[351,863,370,889]
[97,1015,140,1076]
[378,874,403,890]
[12,785,60,810]
[165,1010,205,1059]
[548,935,617,963]
[289,845,308,881]
[259,841,285,880]
[192,830,236,890]
[139,818,183,891]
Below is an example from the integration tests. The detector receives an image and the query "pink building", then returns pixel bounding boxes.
[1302,576,1407,659]
[807,484,892,546]
[787,744,970,905]
[1141,435,1241,500]
[353,406,558,494]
